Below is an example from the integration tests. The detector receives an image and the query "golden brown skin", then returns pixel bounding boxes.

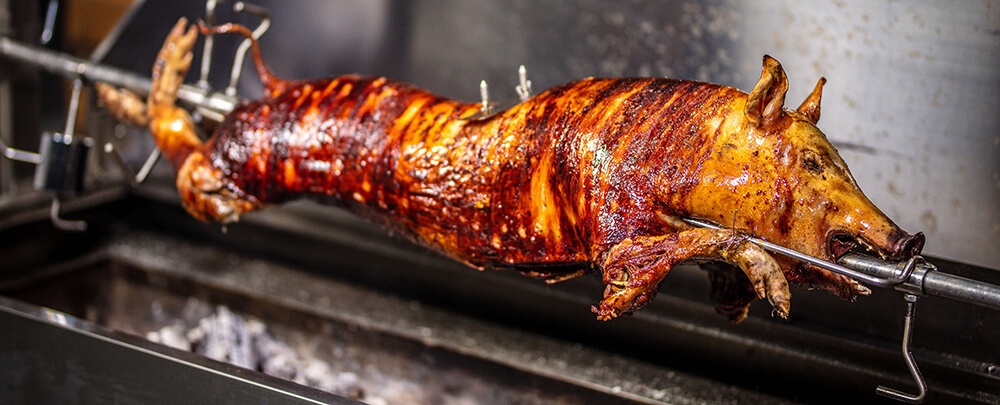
[100,19,923,322]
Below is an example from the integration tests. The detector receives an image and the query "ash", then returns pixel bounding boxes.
[147,304,374,403]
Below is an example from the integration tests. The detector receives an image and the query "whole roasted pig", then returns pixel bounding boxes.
[98,19,923,322]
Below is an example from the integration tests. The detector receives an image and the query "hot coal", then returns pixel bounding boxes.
[147,304,371,402]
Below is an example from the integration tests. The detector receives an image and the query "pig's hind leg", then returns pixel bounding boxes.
[594,228,790,321]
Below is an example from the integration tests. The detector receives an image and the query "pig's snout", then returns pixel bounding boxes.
[890,231,925,261]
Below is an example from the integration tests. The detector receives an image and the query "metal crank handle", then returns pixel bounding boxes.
[876,294,927,404]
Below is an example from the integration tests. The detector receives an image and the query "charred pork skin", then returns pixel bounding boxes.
[98,19,924,322]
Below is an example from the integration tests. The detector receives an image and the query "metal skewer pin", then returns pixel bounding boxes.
[516,65,532,101]
[462,65,533,121]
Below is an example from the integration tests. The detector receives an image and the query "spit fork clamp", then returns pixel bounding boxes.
[684,218,1000,404]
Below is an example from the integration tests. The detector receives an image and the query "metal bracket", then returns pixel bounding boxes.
[1,131,91,232]
[189,1,270,124]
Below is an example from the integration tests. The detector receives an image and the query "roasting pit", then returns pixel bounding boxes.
[2,195,999,404]
[1,200,804,404]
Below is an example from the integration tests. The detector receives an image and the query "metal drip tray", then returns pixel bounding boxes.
[0,230,792,405]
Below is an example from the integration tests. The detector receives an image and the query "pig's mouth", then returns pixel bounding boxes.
[826,231,925,262]
[829,233,861,260]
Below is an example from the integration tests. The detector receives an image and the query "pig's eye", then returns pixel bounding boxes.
[801,151,825,174]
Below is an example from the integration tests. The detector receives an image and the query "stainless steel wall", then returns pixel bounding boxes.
[107,0,1000,269]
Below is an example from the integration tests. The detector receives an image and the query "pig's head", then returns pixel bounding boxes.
[686,55,924,298]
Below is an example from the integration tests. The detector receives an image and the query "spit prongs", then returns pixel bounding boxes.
[198,0,220,90]
[63,78,84,142]
[50,198,86,232]
[103,142,160,187]
[40,0,59,45]
[134,148,161,185]
[516,65,532,101]
[876,294,927,404]
[225,2,271,97]
[479,80,492,115]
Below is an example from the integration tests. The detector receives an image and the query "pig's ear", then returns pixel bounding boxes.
[796,77,826,124]
[745,55,788,127]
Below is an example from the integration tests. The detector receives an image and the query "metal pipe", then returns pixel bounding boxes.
[0,36,151,93]
[835,252,911,281]
[838,253,1000,311]
[922,271,1000,311]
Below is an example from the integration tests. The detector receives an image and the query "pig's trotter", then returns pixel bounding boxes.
[94,19,195,136]
[720,239,791,319]
[594,235,674,321]
[149,18,197,111]
[95,83,149,126]
[594,228,791,321]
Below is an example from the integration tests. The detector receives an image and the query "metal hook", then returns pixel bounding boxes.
[50,198,86,232]
[225,2,271,97]
[877,293,927,403]
[0,138,41,164]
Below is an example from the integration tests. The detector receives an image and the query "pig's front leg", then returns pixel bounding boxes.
[593,228,791,321]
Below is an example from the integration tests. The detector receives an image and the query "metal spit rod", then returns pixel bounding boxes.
[0,36,239,122]
[682,218,1000,310]
[838,253,1000,310]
